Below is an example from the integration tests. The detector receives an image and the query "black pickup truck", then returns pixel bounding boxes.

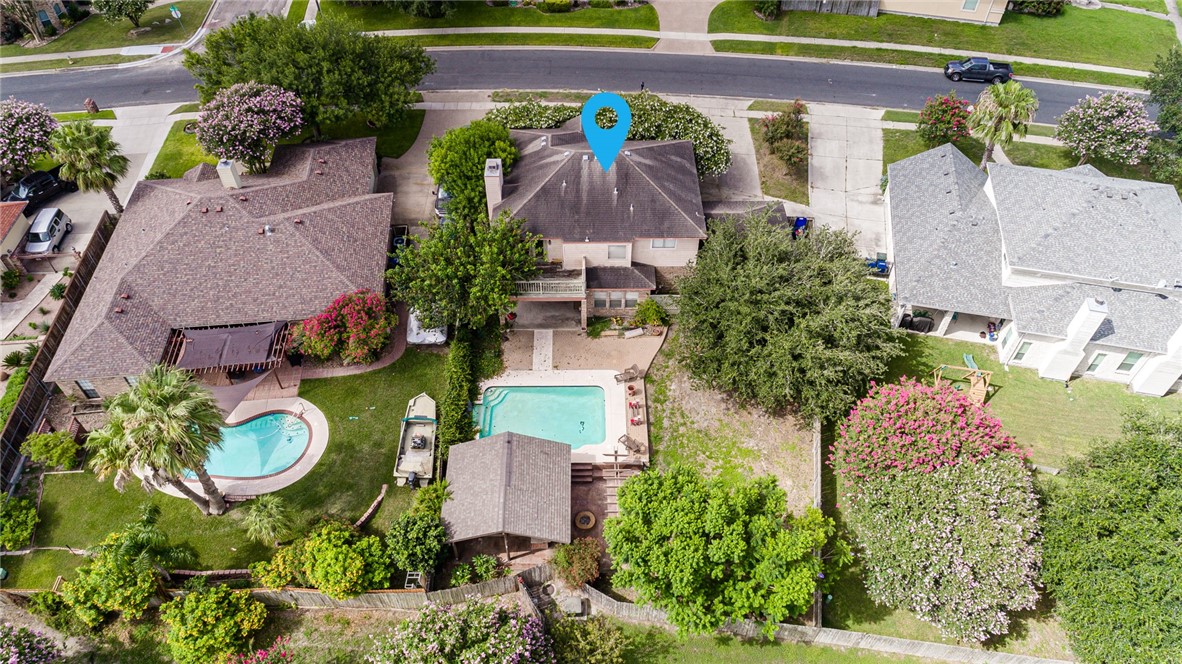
[944,57,1013,84]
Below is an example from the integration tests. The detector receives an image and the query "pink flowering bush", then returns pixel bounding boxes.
[831,377,1027,483]
[0,97,58,176]
[196,82,304,174]
[917,91,972,147]
[295,289,396,364]
[0,622,63,663]
[844,455,1041,642]
[367,600,554,664]
[1055,92,1157,166]
[230,636,295,664]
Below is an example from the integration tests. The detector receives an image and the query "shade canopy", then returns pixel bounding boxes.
[175,322,285,371]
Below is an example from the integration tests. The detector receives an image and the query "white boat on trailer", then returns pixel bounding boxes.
[394,392,437,488]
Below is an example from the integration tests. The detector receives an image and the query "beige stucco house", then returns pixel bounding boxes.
[878,0,1006,25]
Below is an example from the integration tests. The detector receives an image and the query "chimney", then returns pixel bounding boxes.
[484,158,503,219]
[217,160,241,189]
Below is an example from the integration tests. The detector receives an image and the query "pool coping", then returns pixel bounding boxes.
[143,397,330,499]
[476,370,631,463]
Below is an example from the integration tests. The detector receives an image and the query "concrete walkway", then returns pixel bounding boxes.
[532,329,554,371]
[1168,0,1182,42]
[808,103,886,258]
[0,275,58,338]
[649,0,716,55]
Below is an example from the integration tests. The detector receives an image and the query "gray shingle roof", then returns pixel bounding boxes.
[46,138,391,382]
[988,163,1182,289]
[442,432,571,545]
[1008,284,1182,353]
[586,264,657,291]
[494,129,706,242]
[887,144,1011,318]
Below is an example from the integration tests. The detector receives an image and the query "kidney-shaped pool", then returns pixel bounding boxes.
[188,412,311,479]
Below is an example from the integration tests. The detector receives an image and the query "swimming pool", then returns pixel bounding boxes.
[474,386,606,449]
[189,412,311,479]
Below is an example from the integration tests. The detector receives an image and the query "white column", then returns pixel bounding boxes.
[1038,298,1108,382]
[1130,324,1182,397]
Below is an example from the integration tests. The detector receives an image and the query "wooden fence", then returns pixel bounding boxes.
[582,584,669,624]
[780,0,879,16]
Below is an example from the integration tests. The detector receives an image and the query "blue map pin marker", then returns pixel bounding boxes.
[582,92,632,173]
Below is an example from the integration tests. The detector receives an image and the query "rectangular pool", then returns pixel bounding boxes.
[474,385,606,449]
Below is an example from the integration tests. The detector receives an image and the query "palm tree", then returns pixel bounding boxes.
[87,365,229,515]
[242,495,292,546]
[967,81,1040,170]
[51,120,130,214]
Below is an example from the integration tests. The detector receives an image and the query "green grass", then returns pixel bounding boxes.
[387,33,657,48]
[748,100,809,113]
[710,40,1149,89]
[0,550,84,590]
[53,110,116,121]
[322,0,659,30]
[1104,0,1167,12]
[749,118,809,204]
[288,0,311,23]
[617,623,935,663]
[149,119,216,179]
[10,351,446,589]
[0,1,212,57]
[169,103,200,115]
[885,335,1182,469]
[708,1,1174,71]
[0,54,148,73]
[491,89,594,103]
[881,111,1056,138]
[882,128,986,174]
[1002,141,1181,194]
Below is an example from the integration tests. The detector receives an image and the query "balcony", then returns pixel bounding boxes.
[513,264,585,299]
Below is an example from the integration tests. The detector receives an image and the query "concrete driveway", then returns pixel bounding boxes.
[381,105,486,227]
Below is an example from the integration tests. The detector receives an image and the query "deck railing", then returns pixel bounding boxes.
[513,279,586,297]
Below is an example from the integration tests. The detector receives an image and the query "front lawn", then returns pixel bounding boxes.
[1105,0,1167,12]
[881,111,1056,138]
[708,0,1174,71]
[148,119,216,179]
[0,54,149,73]
[0,0,212,57]
[386,33,658,48]
[54,110,116,122]
[749,117,809,204]
[886,334,1182,469]
[882,128,986,174]
[1000,141,1179,193]
[321,0,659,30]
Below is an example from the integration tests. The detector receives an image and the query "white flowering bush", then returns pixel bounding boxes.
[1055,92,1157,166]
[367,600,554,664]
[485,101,580,129]
[0,97,58,176]
[844,454,1041,642]
[594,92,732,178]
[196,82,304,174]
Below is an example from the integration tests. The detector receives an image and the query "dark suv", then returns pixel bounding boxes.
[4,169,77,212]
[944,57,1013,84]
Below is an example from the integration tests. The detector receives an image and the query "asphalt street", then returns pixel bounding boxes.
[0,49,1141,120]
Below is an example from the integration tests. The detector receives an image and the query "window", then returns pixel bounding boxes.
[593,292,607,309]
[1116,352,1143,373]
[1013,341,1032,362]
[37,10,51,28]
[962,0,980,10]
[76,380,99,399]
[609,291,625,309]
[625,292,639,308]
[1086,353,1107,374]
[651,239,677,249]
[1001,327,1014,348]
[53,3,64,16]
[125,376,139,387]
[607,245,627,260]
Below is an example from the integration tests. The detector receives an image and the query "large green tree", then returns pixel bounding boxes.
[1147,45,1182,134]
[160,585,267,664]
[967,80,1039,169]
[51,120,130,214]
[386,512,447,573]
[603,465,847,635]
[387,211,538,330]
[93,0,151,28]
[184,14,434,137]
[87,365,229,515]
[1042,411,1182,663]
[676,213,903,422]
[426,120,519,223]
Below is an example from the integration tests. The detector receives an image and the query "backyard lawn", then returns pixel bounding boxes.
[708,0,1175,71]
[0,0,212,57]
[748,117,809,205]
[321,0,659,30]
[710,40,1147,89]
[1,350,446,589]
[882,129,986,174]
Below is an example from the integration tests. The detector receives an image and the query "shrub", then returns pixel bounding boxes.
[0,623,63,664]
[26,591,85,635]
[438,338,476,456]
[48,283,66,300]
[0,494,39,550]
[844,454,1041,642]
[160,585,268,664]
[553,537,602,587]
[471,554,502,582]
[409,479,451,517]
[759,103,807,144]
[3,350,27,369]
[144,169,171,180]
[917,91,972,147]
[295,289,396,364]
[1055,91,1157,166]
[755,0,780,18]
[1009,0,1066,16]
[631,298,668,326]
[484,100,581,129]
[0,367,29,425]
[391,0,457,18]
[196,82,304,174]
[242,494,292,545]
[229,636,295,664]
[250,520,392,599]
[0,98,58,175]
[772,139,808,168]
[450,563,472,587]
[367,600,554,664]
[550,615,626,664]
[1146,137,1182,186]
[831,377,1027,483]
[1,270,20,291]
[538,0,573,12]
[386,512,447,573]
[589,0,612,7]
[21,430,80,470]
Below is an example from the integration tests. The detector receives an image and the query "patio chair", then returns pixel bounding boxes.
[614,364,641,383]
[619,434,645,455]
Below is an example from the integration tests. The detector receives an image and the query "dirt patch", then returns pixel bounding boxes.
[750,117,809,205]
[646,328,815,514]
[9,281,65,339]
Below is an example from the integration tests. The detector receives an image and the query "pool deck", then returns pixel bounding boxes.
[143,397,330,499]
[477,370,643,464]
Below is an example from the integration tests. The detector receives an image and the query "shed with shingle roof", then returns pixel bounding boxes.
[442,432,572,551]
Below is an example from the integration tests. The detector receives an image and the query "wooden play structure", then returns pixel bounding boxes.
[932,355,992,403]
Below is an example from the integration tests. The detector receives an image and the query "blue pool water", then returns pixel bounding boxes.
[474,386,606,449]
[191,413,310,478]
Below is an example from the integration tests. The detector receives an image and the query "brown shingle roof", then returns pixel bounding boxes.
[586,264,657,291]
[46,138,390,382]
[0,201,28,240]
[442,432,572,545]
[495,129,706,242]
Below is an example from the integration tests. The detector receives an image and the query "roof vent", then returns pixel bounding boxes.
[294,218,303,224]
[239,195,248,202]
[257,227,266,235]
[562,180,567,187]
[264,224,274,236]
[200,207,209,214]
[624,150,631,156]
[318,158,326,164]
[215,206,223,213]
[564,151,571,156]
[185,200,192,205]
[951,261,959,267]
[613,187,619,195]
[114,306,125,314]
[315,170,324,175]
[1120,191,1129,200]
[630,203,634,213]
[119,293,130,299]
[582,154,589,162]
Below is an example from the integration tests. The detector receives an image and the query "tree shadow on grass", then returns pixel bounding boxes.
[982,589,1060,652]
[622,625,677,664]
